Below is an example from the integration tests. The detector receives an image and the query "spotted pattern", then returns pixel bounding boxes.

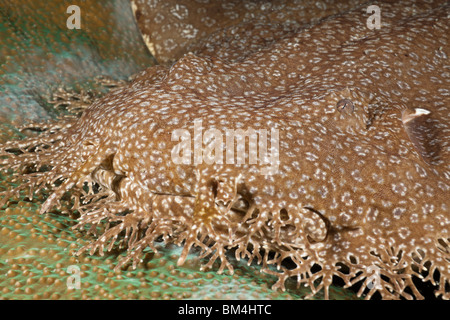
[131,0,367,64]
[1,0,450,299]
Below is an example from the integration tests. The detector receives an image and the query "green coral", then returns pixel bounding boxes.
[0,0,155,124]
[0,0,359,300]
[0,192,358,300]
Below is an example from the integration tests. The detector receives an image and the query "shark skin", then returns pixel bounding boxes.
[0,0,449,299]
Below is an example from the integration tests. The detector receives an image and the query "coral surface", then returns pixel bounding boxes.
[1,0,449,300]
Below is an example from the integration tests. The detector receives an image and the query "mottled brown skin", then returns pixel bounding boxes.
[1,0,449,299]
[131,0,368,64]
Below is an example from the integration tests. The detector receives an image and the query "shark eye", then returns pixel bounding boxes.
[336,99,355,113]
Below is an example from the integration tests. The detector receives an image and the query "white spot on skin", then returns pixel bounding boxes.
[1,1,448,301]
